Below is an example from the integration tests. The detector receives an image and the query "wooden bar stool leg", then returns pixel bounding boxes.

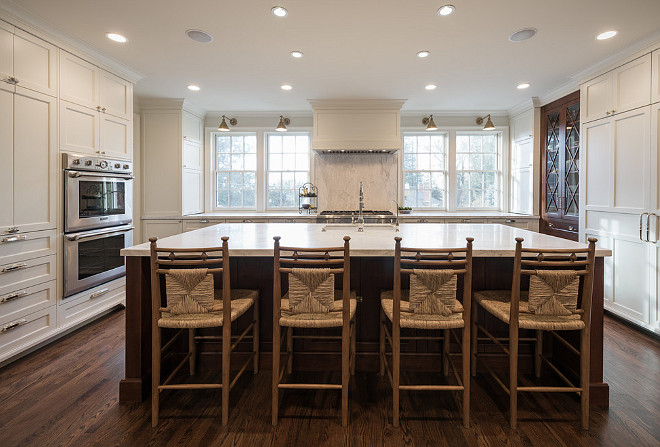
[443,329,450,376]
[580,328,591,430]
[392,320,400,427]
[253,298,260,374]
[462,324,470,428]
[189,329,196,375]
[272,321,280,426]
[286,327,293,374]
[341,318,350,427]
[535,330,543,378]
[350,320,356,375]
[509,324,519,429]
[379,308,385,376]
[222,323,231,425]
[151,326,161,427]
[470,302,478,377]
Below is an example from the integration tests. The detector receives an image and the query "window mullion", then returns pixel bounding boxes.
[448,130,457,212]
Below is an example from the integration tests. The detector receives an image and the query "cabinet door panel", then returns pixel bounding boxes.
[12,29,57,97]
[183,140,202,169]
[0,22,13,83]
[100,115,131,159]
[613,54,651,114]
[653,50,660,105]
[582,73,612,123]
[611,237,650,324]
[182,169,203,215]
[613,108,650,212]
[100,71,131,119]
[142,221,183,242]
[59,51,99,110]
[13,89,56,232]
[182,111,202,142]
[0,86,13,231]
[60,100,99,154]
[584,119,612,208]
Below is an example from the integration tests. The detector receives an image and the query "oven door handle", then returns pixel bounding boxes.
[66,225,134,241]
[67,171,134,180]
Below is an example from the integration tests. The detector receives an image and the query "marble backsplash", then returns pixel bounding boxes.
[314,153,398,212]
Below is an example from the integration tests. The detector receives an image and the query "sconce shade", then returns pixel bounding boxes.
[422,114,437,131]
[276,115,289,132]
[218,115,230,131]
[483,115,495,130]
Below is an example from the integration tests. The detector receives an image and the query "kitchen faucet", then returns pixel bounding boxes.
[357,182,364,232]
[392,199,400,232]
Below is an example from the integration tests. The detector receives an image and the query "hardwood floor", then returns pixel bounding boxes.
[0,309,658,447]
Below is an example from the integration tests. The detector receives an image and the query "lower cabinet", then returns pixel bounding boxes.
[142,220,183,242]
[182,219,222,232]
[58,278,125,330]
[0,305,57,364]
[488,217,538,231]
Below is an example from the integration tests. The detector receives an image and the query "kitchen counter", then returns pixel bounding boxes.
[139,211,536,221]
[119,223,610,408]
[122,223,608,257]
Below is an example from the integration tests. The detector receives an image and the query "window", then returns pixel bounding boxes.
[214,133,257,209]
[456,133,499,209]
[267,133,310,209]
[402,134,447,208]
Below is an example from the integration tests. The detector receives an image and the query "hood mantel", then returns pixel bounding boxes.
[308,99,406,153]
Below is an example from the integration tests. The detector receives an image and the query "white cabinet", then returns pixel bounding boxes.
[142,220,183,242]
[510,137,533,215]
[582,54,651,123]
[58,278,125,330]
[183,110,203,142]
[183,139,203,170]
[0,305,57,364]
[0,86,57,235]
[182,169,203,215]
[183,219,221,232]
[652,49,660,105]
[0,23,57,97]
[59,51,132,159]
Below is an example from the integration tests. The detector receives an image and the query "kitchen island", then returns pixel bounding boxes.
[119,223,611,406]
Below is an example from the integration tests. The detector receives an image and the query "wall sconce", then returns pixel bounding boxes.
[422,115,437,131]
[218,115,237,131]
[276,115,290,132]
[476,114,495,130]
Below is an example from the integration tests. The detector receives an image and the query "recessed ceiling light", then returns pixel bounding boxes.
[508,28,537,42]
[417,51,430,58]
[596,30,617,40]
[185,29,214,43]
[280,84,292,90]
[290,51,303,58]
[271,6,288,17]
[517,83,530,89]
[105,33,127,43]
[437,5,455,16]
[187,85,200,91]
[425,84,437,90]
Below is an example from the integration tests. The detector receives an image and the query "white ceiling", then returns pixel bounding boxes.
[4,0,660,112]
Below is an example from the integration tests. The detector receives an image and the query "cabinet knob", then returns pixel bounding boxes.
[611,109,615,114]
[569,226,575,231]
[96,106,101,111]
[606,111,610,115]
[102,107,106,113]
[548,222,554,228]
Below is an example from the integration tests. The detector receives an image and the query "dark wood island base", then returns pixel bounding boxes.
[119,255,608,407]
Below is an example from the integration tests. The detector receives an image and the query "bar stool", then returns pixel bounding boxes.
[380,236,473,428]
[149,236,259,426]
[272,235,357,427]
[471,237,597,429]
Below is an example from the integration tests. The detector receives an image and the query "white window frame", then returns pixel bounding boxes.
[207,127,314,213]
[211,132,259,211]
[400,126,509,212]
[455,131,503,211]
[401,132,449,210]
[265,132,312,211]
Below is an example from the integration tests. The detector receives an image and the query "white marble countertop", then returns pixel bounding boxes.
[122,223,610,257]
[141,211,536,221]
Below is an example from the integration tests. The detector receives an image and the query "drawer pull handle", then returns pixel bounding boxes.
[1,290,28,303]
[199,220,209,223]
[505,219,515,223]
[1,263,28,273]
[461,219,471,223]
[7,227,19,234]
[2,235,27,243]
[243,219,253,223]
[1,318,27,333]
[90,288,110,299]
[548,222,554,228]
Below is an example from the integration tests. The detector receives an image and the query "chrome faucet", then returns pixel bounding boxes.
[392,199,400,232]
[357,182,364,232]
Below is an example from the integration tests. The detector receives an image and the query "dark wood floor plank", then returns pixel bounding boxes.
[0,309,658,447]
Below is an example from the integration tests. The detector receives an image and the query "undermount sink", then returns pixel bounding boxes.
[321,223,398,232]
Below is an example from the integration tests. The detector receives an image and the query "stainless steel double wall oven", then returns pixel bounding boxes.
[63,154,134,297]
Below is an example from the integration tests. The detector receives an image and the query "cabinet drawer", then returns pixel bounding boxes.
[225,218,267,223]
[0,229,56,265]
[487,218,533,230]
[0,280,55,324]
[0,254,56,296]
[445,218,487,224]
[0,305,57,363]
[58,278,125,330]
[182,220,221,232]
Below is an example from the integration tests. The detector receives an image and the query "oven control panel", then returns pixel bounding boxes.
[63,153,132,174]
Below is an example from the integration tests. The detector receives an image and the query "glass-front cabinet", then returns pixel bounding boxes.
[540,91,579,240]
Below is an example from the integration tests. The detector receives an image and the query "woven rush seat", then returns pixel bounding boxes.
[473,290,584,331]
[280,289,357,328]
[380,289,464,329]
[158,289,257,329]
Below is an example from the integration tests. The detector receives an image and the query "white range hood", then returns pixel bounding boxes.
[308,99,406,153]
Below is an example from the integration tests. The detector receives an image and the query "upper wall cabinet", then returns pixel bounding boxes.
[582,54,651,123]
[182,110,203,142]
[0,22,57,97]
[652,49,660,104]
[100,70,132,120]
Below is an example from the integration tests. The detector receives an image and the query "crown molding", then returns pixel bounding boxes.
[535,81,580,108]
[205,110,313,119]
[570,31,660,85]
[507,99,538,117]
[401,110,509,117]
[138,98,185,111]
[0,1,143,83]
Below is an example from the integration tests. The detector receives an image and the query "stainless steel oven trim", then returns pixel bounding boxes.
[63,226,133,297]
[65,170,133,232]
